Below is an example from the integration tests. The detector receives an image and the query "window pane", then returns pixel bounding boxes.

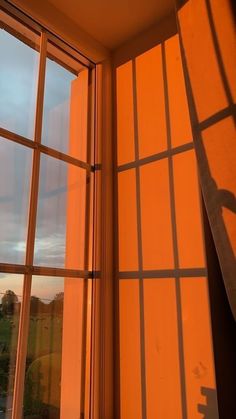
[0,273,23,418]
[42,57,76,154]
[0,29,39,139]
[41,45,88,161]
[23,276,85,418]
[34,154,87,269]
[0,137,32,264]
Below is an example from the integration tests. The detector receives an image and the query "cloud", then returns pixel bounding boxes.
[0,28,81,272]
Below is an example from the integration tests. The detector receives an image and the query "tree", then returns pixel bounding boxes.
[54,292,64,301]
[50,292,64,315]
[1,290,18,315]
[30,296,45,316]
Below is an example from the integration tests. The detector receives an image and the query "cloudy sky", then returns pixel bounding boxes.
[0,29,83,301]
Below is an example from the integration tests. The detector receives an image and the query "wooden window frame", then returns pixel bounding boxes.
[0,1,112,417]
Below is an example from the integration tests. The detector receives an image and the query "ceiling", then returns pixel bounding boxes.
[47,0,175,50]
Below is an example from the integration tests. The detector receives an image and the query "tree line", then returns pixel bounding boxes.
[0,290,64,316]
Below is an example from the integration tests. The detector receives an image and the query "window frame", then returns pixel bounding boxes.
[0,2,104,418]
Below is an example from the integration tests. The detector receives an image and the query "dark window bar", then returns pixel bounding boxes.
[0,126,93,171]
[0,262,101,279]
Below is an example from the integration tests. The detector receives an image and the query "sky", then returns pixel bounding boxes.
[0,28,80,301]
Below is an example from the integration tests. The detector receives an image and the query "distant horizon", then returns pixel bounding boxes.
[0,274,64,303]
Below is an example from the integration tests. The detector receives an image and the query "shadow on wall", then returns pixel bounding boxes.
[177,0,236,320]
[114,0,236,416]
[114,7,219,419]
[198,387,218,419]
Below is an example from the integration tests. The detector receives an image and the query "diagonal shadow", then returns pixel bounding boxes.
[176,11,236,320]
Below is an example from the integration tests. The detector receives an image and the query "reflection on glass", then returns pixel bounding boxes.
[0,274,22,418]
[0,137,32,264]
[0,29,39,139]
[23,276,85,418]
[42,57,76,154]
[34,154,86,269]
[23,276,64,418]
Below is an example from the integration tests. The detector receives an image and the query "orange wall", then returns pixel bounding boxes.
[60,70,88,418]
[115,32,218,419]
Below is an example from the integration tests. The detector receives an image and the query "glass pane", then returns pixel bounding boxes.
[0,29,39,139]
[34,154,87,269]
[0,273,23,418]
[0,137,32,264]
[42,57,76,154]
[42,48,88,161]
[23,276,85,418]
[42,44,88,161]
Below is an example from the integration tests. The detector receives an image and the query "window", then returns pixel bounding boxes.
[0,5,97,418]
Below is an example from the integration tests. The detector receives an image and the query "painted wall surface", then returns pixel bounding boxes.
[115,30,218,419]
